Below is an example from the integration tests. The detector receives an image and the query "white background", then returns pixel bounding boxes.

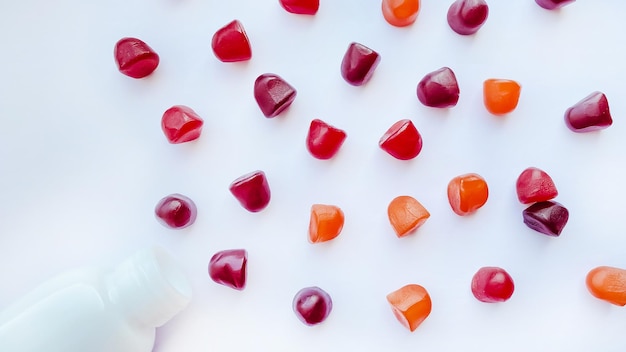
[1,0,626,351]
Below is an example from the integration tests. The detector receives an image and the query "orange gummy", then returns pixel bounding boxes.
[387,196,430,237]
[308,204,344,243]
[483,79,521,115]
[586,266,626,306]
[447,173,488,216]
[382,0,420,27]
[386,284,432,332]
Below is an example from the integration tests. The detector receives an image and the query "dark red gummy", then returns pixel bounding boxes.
[293,286,332,326]
[471,267,514,303]
[279,0,319,15]
[154,194,197,229]
[564,91,612,132]
[254,74,297,118]
[306,119,347,160]
[535,0,575,10]
[229,171,271,212]
[523,201,569,237]
[208,249,248,290]
[447,0,489,35]
[211,20,252,63]
[516,167,558,204]
[379,119,423,160]
[114,37,160,79]
[417,67,460,108]
[340,42,381,86]
[161,105,204,144]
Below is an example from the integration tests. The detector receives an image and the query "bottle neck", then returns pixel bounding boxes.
[108,247,192,327]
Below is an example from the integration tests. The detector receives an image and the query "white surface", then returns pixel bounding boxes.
[1,1,626,351]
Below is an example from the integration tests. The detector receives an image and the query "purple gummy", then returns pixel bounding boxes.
[564,91,612,132]
[340,42,381,86]
[522,201,569,237]
[535,0,575,10]
[293,286,332,326]
[254,73,297,118]
[417,67,460,108]
[447,0,489,35]
[208,249,248,290]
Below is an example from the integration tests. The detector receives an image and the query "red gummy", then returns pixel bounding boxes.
[471,267,514,303]
[447,0,489,35]
[229,171,271,212]
[306,119,347,160]
[417,67,460,108]
[211,20,252,63]
[279,0,319,15]
[254,74,297,118]
[379,119,422,160]
[293,286,333,326]
[564,91,612,132]
[154,193,197,229]
[114,37,160,79]
[516,167,558,204]
[161,105,204,144]
[209,249,248,290]
[340,42,381,86]
[522,201,569,237]
[535,0,575,10]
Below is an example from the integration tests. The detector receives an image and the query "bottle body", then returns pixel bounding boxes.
[0,247,191,352]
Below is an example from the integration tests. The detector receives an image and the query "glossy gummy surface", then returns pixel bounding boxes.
[416,67,460,108]
[447,0,489,35]
[114,37,160,79]
[381,0,420,27]
[522,201,569,237]
[379,119,422,160]
[564,91,612,132]
[279,0,319,15]
[483,79,521,115]
[340,42,381,86]
[229,171,271,212]
[208,249,248,290]
[387,196,430,237]
[211,20,252,63]
[516,167,558,204]
[471,267,514,303]
[154,194,197,229]
[586,266,626,306]
[447,173,488,216]
[535,0,575,10]
[161,105,204,144]
[309,204,344,243]
[306,119,347,160]
[293,286,332,326]
[254,74,297,118]
[386,284,432,332]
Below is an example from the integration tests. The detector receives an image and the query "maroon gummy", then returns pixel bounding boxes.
[209,249,248,290]
[306,119,347,160]
[447,0,489,35]
[254,74,297,118]
[154,194,197,229]
[379,119,423,160]
[523,201,569,237]
[340,42,381,86]
[564,91,612,132]
[279,0,319,15]
[211,20,252,63]
[417,67,460,108]
[229,171,271,212]
[114,37,160,79]
[516,167,558,204]
[535,0,575,10]
[293,286,333,326]
[471,267,515,303]
[161,105,204,144]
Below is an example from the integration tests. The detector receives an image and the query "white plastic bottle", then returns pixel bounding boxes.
[0,246,192,352]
